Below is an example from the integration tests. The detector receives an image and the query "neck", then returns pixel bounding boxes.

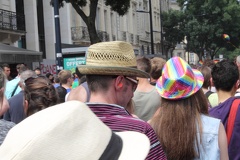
[90,92,118,105]
[61,84,71,89]
[136,78,154,92]
[217,89,236,104]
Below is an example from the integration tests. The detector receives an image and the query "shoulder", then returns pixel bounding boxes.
[67,85,87,102]
[0,119,15,129]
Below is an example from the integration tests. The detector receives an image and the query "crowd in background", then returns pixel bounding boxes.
[0,40,240,159]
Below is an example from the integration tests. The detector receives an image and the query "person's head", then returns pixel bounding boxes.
[18,64,28,75]
[46,73,54,83]
[34,68,41,76]
[56,86,67,103]
[136,56,152,74]
[19,70,37,90]
[58,70,73,85]
[1,63,10,77]
[0,101,150,160]
[75,67,86,84]
[78,41,149,107]
[150,57,166,83]
[203,59,215,69]
[54,76,60,84]
[197,66,212,89]
[150,56,207,159]
[23,76,59,116]
[16,64,25,73]
[212,59,239,92]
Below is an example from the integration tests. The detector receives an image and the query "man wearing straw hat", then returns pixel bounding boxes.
[78,41,166,159]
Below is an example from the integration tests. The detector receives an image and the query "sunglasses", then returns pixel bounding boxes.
[124,76,138,92]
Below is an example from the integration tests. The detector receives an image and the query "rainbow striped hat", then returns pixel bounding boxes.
[156,57,204,99]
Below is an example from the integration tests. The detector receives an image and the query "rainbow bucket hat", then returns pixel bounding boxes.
[156,57,204,100]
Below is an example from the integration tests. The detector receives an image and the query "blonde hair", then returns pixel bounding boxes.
[58,70,72,84]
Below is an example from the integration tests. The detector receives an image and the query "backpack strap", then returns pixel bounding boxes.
[227,99,240,144]
[11,84,19,97]
[205,90,213,98]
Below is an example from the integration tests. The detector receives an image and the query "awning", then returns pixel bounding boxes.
[0,43,42,55]
[0,43,42,63]
[61,43,88,55]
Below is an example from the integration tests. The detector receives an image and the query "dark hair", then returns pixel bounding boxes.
[86,75,114,92]
[24,76,59,116]
[56,86,67,103]
[136,56,152,74]
[1,63,10,69]
[46,73,53,78]
[211,59,239,91]
[75,67,84,78]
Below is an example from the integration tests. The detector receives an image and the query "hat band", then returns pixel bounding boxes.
[99,132,123,160]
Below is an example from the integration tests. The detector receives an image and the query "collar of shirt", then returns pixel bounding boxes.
[86,103,131,116]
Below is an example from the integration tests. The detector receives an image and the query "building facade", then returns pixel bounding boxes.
[0,0,170,69]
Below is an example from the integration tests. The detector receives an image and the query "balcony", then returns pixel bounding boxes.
[71,26,90,42]
[97,30,109,42]
[71,26,110,42]
[0,9,25,32]
[121,31,127,41]
[129,33,134,44]
[135,35,140,44]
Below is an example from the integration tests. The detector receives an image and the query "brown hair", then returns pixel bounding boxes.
[197,66,212,89]
[150,89,208,159]
[136,56,152,73]
[150,57,166,80]
[24,76,59,116]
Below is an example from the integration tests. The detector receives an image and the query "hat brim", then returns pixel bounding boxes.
[157,69,204,99]
[78,66,150,78]
[116,131,150,160]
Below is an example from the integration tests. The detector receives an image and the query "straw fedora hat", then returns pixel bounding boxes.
[0,101,150,160]
[78,41,149,78]
[156,56,204,99]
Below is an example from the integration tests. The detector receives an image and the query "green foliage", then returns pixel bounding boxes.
[50,0,130,44]
[217,48,240,60]
[105,0,130,16]
[162,10,185,46]
[170,0,240,59]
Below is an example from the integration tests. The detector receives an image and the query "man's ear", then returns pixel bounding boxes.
[210,77,214,86]
[115,76,124,90]
[23,100,28,115]
[235,80,240,89]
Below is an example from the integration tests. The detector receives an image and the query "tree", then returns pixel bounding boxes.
[164,0,240,60]
[161,10,185,57]
[50,0,131,44]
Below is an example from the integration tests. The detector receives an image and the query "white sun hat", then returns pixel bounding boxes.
[0,101,150,160]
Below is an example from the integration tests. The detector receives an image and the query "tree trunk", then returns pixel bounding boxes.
[87,17,101,44]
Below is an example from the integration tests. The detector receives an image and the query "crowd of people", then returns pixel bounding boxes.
[0,40,240,159]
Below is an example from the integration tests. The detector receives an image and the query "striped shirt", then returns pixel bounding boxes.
[87,103,167,160]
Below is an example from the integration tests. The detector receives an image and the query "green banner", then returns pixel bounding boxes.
[63,57,86,73]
